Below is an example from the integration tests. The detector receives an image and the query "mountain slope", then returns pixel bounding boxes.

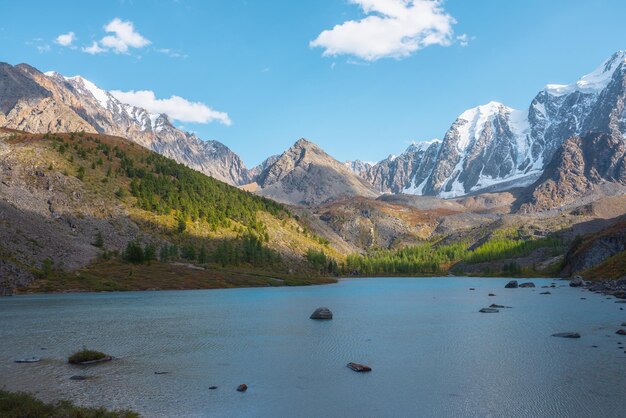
[255,138,379,205]
[0,128,341,292]
[0,63,250,186]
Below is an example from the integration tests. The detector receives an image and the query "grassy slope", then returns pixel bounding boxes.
[1,130,340,292]
[0,390,139,418]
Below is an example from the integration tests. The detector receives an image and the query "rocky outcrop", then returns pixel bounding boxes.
[562,218,626,275]
[519,133,626,212]
[505,280,518,288]
[256,139,379,205]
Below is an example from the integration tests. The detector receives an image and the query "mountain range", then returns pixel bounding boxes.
[2,51,626,209]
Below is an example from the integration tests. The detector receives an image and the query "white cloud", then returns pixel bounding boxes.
[82,18,150,55]
[37,44,51,53]
[100,18,150,53]
[456,33,469,47]
[310,0,457,61]
[155,48,188,59]
[110,90,232,126]
[83,41,106,54]
[55,32,76,47]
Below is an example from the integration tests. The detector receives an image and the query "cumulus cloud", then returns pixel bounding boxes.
[82,18,150,54]
[55,32,76,47]
[310,0,457,61]
[110,90,232,126]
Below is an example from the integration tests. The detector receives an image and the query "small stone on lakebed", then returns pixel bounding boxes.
[310,307,333,320]
[552,332,581,338]
[209,386,218,390]
[488,293,496,297]
[70,375,90,381]
[237,384,248,392]
[347,362,372,372]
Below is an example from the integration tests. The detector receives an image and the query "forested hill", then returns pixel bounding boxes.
[0,129,341,292]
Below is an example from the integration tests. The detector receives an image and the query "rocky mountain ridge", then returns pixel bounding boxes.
[0,63,250,186]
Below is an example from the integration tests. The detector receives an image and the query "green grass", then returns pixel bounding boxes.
[0,390,139,418]
[68,348,109,364]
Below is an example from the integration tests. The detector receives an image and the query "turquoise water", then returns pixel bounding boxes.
[1,277,625,417]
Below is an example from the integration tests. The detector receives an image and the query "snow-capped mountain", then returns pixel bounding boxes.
[350,51,626,198]
[0,63,249,185]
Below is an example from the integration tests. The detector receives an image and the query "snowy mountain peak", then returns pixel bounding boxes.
[545,50,626,96]
[60,74,112,110]
[405,139,441,153]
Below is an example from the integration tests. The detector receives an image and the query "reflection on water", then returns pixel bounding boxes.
[1,277,625,417]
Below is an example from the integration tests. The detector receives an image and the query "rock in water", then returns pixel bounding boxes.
[505,280,518,289]
[552,332,581,338]
[570,276,584,287]
[347,362,372,372]
[489,304,511,309]
[480,308,499,313]
[236,384,248,392]
[616,329,626,336]
[519,282,535,288]
[310,307,333,320]
[540,291,551,295]
[209,386,218,390]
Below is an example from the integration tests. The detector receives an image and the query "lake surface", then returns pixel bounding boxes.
[1,277,626,417]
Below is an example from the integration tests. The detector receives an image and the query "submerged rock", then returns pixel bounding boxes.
[489,304,511,309]
[237,384,248,392]
[552,332,581,338]
[540,291,551,295]
[519,282,535,288]
[616,329,626,336]
[505,280,518,289]
[480,308,499,313]
[69,375,93,381]
[15,357,41,363]
[310,307,333,320]
[488,293,496,297]
[209,386,218,390]
[347,362,372,372]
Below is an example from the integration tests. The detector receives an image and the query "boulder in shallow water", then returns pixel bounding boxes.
[570,276,583,287]
[489,304,511,309]
[519,282,535,288]
[552,332,581,338]
[540,291,551,295]
[616,329,626,336]
[480,308,499,313]
[237,384,248,392]
[310,307,333,320]
[505,280,518,289]
[347,362,372,372]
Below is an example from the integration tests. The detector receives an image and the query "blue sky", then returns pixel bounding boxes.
[2,0,626,167]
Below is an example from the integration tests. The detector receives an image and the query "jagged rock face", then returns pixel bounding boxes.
[0,63,249,186]
[249,154,280,181]
[256,139,379,206]
[344,160,373,179]
[359,141,441,194]
[520,132,626,212]
[0,63,51,113]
